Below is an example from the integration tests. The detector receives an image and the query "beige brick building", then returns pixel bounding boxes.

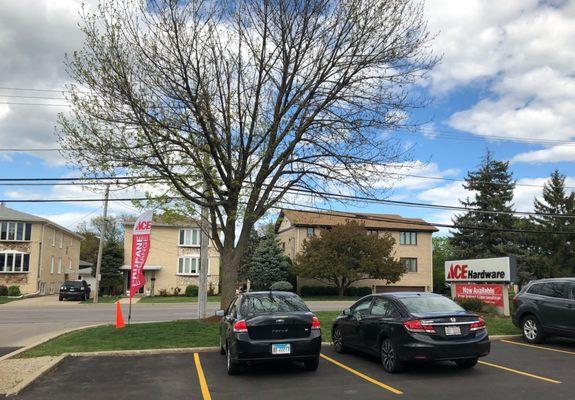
[122,219,220,296]
[276,209,437,293]
[0,203,83,295]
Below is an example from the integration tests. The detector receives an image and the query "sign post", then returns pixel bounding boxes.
[128,210,153,324]
[445,257,516,316]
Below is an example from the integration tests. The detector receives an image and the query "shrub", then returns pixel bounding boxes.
[173,287,182,296]
[0,285,7,296]
[207,282,215,296]
[454,297,485,312]
[299,286,372,297]
[158,288,168,297]
[270,281,293,291]
[7,285,21,297]
[185,284,199,297]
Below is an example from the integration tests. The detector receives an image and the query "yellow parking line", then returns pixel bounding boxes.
[478,360,561,384]
[193,353,212,400]
[320,353,403,395]
[500,339,575,356]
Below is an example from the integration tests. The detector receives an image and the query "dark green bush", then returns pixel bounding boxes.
[185,284,199,297]
[454,297,485,312]
[158,288,168,297]
[299,286,371,297]
[7,285,21,297]
[270,281,294,291]
[0,285,7,296]
[345,287,372,297]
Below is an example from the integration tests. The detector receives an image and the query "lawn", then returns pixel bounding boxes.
[0,296,20,304]
[19,311,518,358]
[138,296,221,304]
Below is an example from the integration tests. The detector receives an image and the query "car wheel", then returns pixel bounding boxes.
[522,315,544,343]
[333,326,347,353]
[455,358,478,369]
[226,343,241,375]
[219,334,225,355]
[304,357,320,371]
[59,296,63,301]
[380,338,404,373]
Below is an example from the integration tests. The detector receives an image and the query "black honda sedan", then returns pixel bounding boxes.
[332,292,490,373]
[216,291,322,375]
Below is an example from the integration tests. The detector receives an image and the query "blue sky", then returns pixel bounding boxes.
[0,0,574,234]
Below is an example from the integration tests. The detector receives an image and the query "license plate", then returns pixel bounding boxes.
[69,288,75,291]
[445,326,461,335]
[272,343,291,355]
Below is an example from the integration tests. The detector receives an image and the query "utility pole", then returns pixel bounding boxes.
[93,184,110,304]
[197,184,209,319]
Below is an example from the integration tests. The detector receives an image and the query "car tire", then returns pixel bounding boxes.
[522,315,545,344]
[380,338,404,373]
[226,344,241,375]
[304,357,320,371]
[455,358,478,369]
[219,334,225,355]
[332,326,347,353]
[59,296,63,301]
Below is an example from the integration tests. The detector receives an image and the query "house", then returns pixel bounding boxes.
[121,218,220,295]
[275,209,438,293]
[0,203,83,295]
[78,260,96,289]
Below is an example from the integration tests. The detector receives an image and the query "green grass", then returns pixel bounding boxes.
[137,296,221,303]
[0,296,20,304]
[81,296,122,304]
[18,311,519,358]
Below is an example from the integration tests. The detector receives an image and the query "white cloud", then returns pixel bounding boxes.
[511,144,575,164]
[425,0,575,162]
[377,161,460,191]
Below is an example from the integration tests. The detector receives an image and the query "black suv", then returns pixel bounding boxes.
[513,278,575,343]
[59,280,91,301]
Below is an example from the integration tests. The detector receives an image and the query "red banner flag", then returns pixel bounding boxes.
[129,210,153,299]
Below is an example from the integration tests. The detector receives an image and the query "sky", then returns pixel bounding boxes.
[0,0,574,234]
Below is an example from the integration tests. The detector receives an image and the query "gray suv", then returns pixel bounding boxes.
[512,278,575,343]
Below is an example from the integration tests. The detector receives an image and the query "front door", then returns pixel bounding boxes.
[344,297,372,349]
[539,282,572,332]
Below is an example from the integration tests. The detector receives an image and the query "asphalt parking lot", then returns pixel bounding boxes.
[14,338,575,400]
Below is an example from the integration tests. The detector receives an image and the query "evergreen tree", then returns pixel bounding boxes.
[246,234,292,290]
[529,169,575,277]
[451,152,517,259]
[95,241,124,296]
[432,237,452,293]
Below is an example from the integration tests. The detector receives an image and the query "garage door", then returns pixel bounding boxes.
[375,286,425,293]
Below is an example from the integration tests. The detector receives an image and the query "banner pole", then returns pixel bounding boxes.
[128,296,132,326]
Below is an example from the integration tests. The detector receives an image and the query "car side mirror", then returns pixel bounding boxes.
[215,310,225,317]
[342,308,351,316]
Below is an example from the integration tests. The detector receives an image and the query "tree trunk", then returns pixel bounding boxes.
[220,249,240,310]
[338,285,345,298]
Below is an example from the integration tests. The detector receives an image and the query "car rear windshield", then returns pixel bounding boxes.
[399,295,464,314]
[63,281,82,287]
[240,294,309,315]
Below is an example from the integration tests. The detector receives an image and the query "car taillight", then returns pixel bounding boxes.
[311,316,321,330]
[233,320,248,333]
[403,319,435,334]
[470,318,486,332]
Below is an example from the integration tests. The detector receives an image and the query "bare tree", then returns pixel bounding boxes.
[58,0,435,307]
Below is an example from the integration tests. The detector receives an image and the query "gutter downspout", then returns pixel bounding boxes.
[37,223,45,295]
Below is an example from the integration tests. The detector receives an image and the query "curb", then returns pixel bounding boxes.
[67,347,220,357]
[490,334,522,340]
[4,354,67,397]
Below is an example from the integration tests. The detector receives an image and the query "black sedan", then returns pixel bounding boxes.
[332,292,490,373]
[216,291,322,375]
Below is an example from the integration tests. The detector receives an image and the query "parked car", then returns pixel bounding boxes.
[59,280,91,301]
[512,278,575,343]
[331,292,490,373]
[216,291,322,375]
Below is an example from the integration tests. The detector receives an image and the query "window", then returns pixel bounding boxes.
[178,256,199,275]
[538,282,570,299]
[0,252,30,272]
[68,259,72,271]
[179,228,200,246]
[306,227,315,237]
[50,256,55,274]
[400,231,417,245]
[57,257,62,274]
[399,296,464,314]
[367,229,379,236]
[371,297,400,318]
[240,294,309,315]
[401,258,418,273]
[351,297,372,317]
[0,222,31,241]
[51,229,56,246]
[59,232,63,248]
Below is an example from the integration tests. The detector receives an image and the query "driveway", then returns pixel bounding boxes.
[14,339,575,399]
[0,298,350,348]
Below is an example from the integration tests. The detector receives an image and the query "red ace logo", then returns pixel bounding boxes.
[136,221,151,231]
[447,264,468,280]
